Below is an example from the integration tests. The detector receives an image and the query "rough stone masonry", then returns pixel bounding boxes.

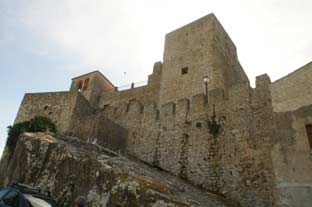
[3,13,312,207]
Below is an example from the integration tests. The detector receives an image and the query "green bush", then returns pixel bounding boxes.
[6,116,56,154]
[28,116,56,133]
[7,121,30,153]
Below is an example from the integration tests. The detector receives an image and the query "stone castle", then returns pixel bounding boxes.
[13,14,312,207]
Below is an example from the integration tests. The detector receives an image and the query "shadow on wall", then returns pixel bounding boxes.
[69,113,127,153]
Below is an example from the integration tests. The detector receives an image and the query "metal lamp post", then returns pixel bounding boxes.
[203,76,210,104]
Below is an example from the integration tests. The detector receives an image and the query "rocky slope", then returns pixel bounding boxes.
[0,133,239,207]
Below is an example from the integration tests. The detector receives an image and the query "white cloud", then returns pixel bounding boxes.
[4,0,312,85]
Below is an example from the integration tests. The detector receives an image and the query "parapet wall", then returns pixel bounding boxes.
[14,90,128,153]
[99,84,159,108]
[271,62,312,112]
[98,62,162,108]
[15,91,79,133]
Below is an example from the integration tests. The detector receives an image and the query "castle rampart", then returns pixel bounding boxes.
[91,81,274,206]
[15,91,80,133]
[12,13,312,207]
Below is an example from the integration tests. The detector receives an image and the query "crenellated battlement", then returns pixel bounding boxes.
[98,82,257,135]
[100,91,230,125]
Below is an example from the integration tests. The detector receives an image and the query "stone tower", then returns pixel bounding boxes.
[70,71,115,107]
[159,13,249,104]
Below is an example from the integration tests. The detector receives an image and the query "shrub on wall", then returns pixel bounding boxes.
[6,116,56,155]
[28,116,56,133]
[6,121,30,154]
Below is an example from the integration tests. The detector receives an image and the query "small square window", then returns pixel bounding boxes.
[305,125,312,149]
[196,122,202,128]
[181,67,188,75]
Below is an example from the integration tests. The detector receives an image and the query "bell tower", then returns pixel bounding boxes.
[70,70,115,107]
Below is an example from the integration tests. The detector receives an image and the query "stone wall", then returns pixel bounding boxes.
[14,90,128,153]
[271,62,312,112]
[14,91,79,133]
[10,12,312,207]
[69,112,127,153]
[98,80,276,207]
[13,71,312,207]
[98,62,162,107]
[99,84,158,108]
[272,105,312,207]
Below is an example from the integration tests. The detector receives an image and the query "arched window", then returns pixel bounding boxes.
[77,80,83,91]
[83,78,89,90]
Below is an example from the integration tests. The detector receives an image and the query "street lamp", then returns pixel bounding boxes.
[203,76,210,104]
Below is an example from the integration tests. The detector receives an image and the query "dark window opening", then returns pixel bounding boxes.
[196,122,202,128]
[103,104,110,110]
[77,80,83,91]
[172,104,176,114]
[83,78,89,90]
[155,109,160,120]
[97,96,101,105]
[305,125,312,149]
[126,99,136,112]
[181,67,188,75]
[44,106,49,110]
[182,133,189,140]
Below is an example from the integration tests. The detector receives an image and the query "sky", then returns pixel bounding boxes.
[0,0,311,157]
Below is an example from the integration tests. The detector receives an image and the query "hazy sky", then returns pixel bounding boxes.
[0,0,311,156]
